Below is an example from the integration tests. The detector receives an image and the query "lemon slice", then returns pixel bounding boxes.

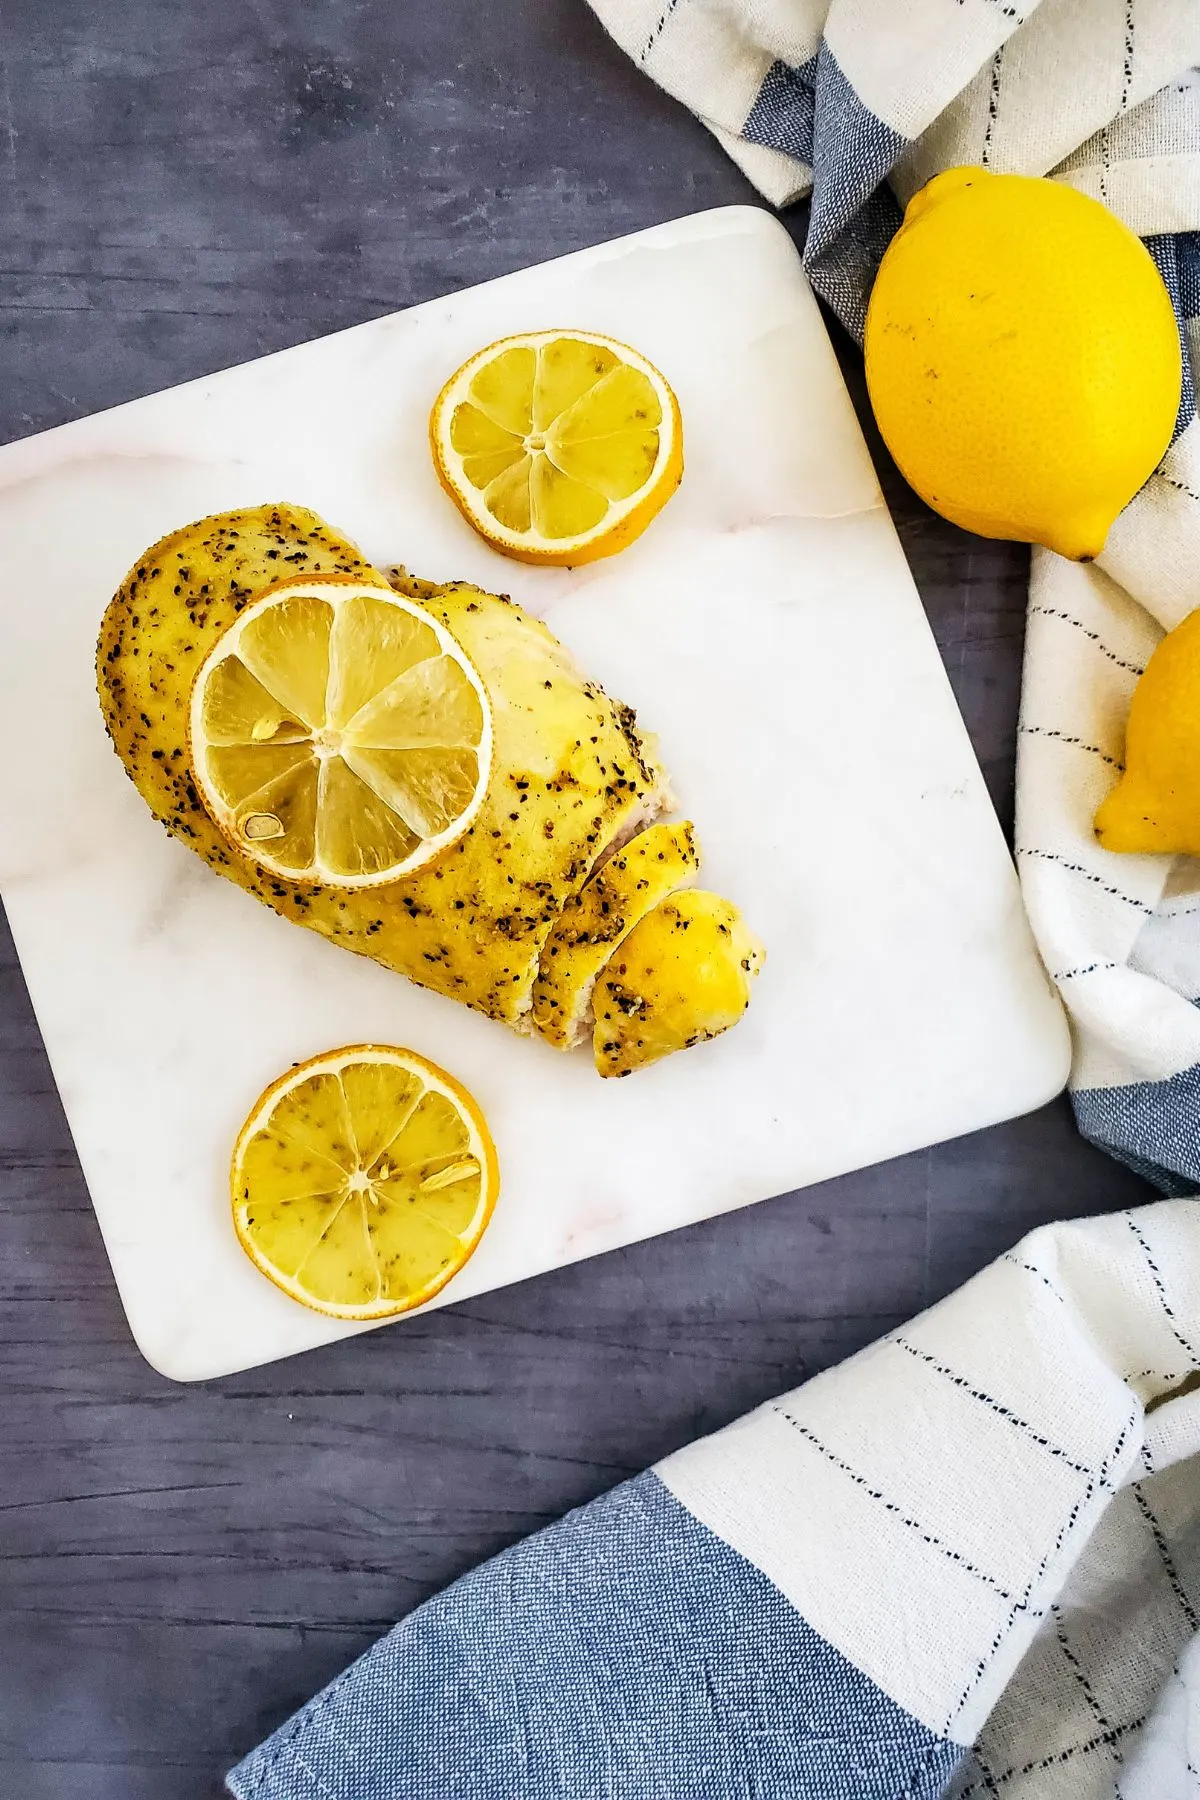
[189,578,492,888]
[232,1045,499,1320]
[430,330,683,565]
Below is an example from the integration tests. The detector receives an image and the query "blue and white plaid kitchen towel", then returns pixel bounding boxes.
[229,4,1200,1796]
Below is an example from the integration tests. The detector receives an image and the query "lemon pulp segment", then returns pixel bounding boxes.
[190,579,492,888]
[232,1045,498,1319]
[431,331,683,564]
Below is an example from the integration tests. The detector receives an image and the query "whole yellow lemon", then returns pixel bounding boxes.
[864,168,1182,561]
[1095,609,1200,856]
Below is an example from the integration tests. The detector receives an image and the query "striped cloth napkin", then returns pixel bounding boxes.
[228,5,1200,1796]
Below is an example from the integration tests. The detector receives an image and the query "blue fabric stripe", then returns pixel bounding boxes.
[743,44,904,339]
[804,44,904,266]
[743,56,819,166]
[1172,229,1200,321]
[1074,1063,1200,1196]
[1145,233,1198,438]
[807,183,903,342]
[228,1470,960,1800]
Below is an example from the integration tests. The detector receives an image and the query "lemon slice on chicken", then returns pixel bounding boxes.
[232,1044,499,1320]
[189,577,492,888]
[430,330,683,564]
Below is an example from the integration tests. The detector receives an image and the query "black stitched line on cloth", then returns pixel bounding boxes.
[1133,1440,1200,1632]
[1098,1411,1139,1490]
[981,45,1004,164]
[1053,962,1120,981]
[922,1409,1135,1799]
[1019,725,1124,769]
[1016,848,1155,914]
[972,1749,1003,1800]
[957,1716,1150,1795]
[937,1410,1136,1742]
[1158,471,1200,506]
[771,1406,1017,1599]
[1027,605,1146,674]
[1052,1603,1113,1728]
[638,0,684,62]
[1132,1486,1200,1630]
[1002,1254,1067,1302]
[1100,122,1112,202]
[1121,0,1135,112]
[892,1337,1103,1483]
[897,1396,1136,1794]
[1124,1213,1200,1363]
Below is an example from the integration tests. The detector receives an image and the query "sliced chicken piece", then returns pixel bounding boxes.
[592,891,766,1078]
[531,820,700,1050]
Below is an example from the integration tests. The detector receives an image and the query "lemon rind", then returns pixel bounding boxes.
[188,577,494,892]
[430,329,683,563]
[231,1043,499,1321]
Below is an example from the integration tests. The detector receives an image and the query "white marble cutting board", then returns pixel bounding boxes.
[0,207,1069,1381]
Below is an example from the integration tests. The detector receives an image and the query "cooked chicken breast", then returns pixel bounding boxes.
[98,503,671,1025]
[98,502,763,1070]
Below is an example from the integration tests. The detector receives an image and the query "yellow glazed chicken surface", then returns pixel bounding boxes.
[593,891,766,1078]
[531,819,700,1049]
[98,502,763,1070]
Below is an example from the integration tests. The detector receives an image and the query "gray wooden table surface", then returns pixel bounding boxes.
[0,3,1154,1796]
